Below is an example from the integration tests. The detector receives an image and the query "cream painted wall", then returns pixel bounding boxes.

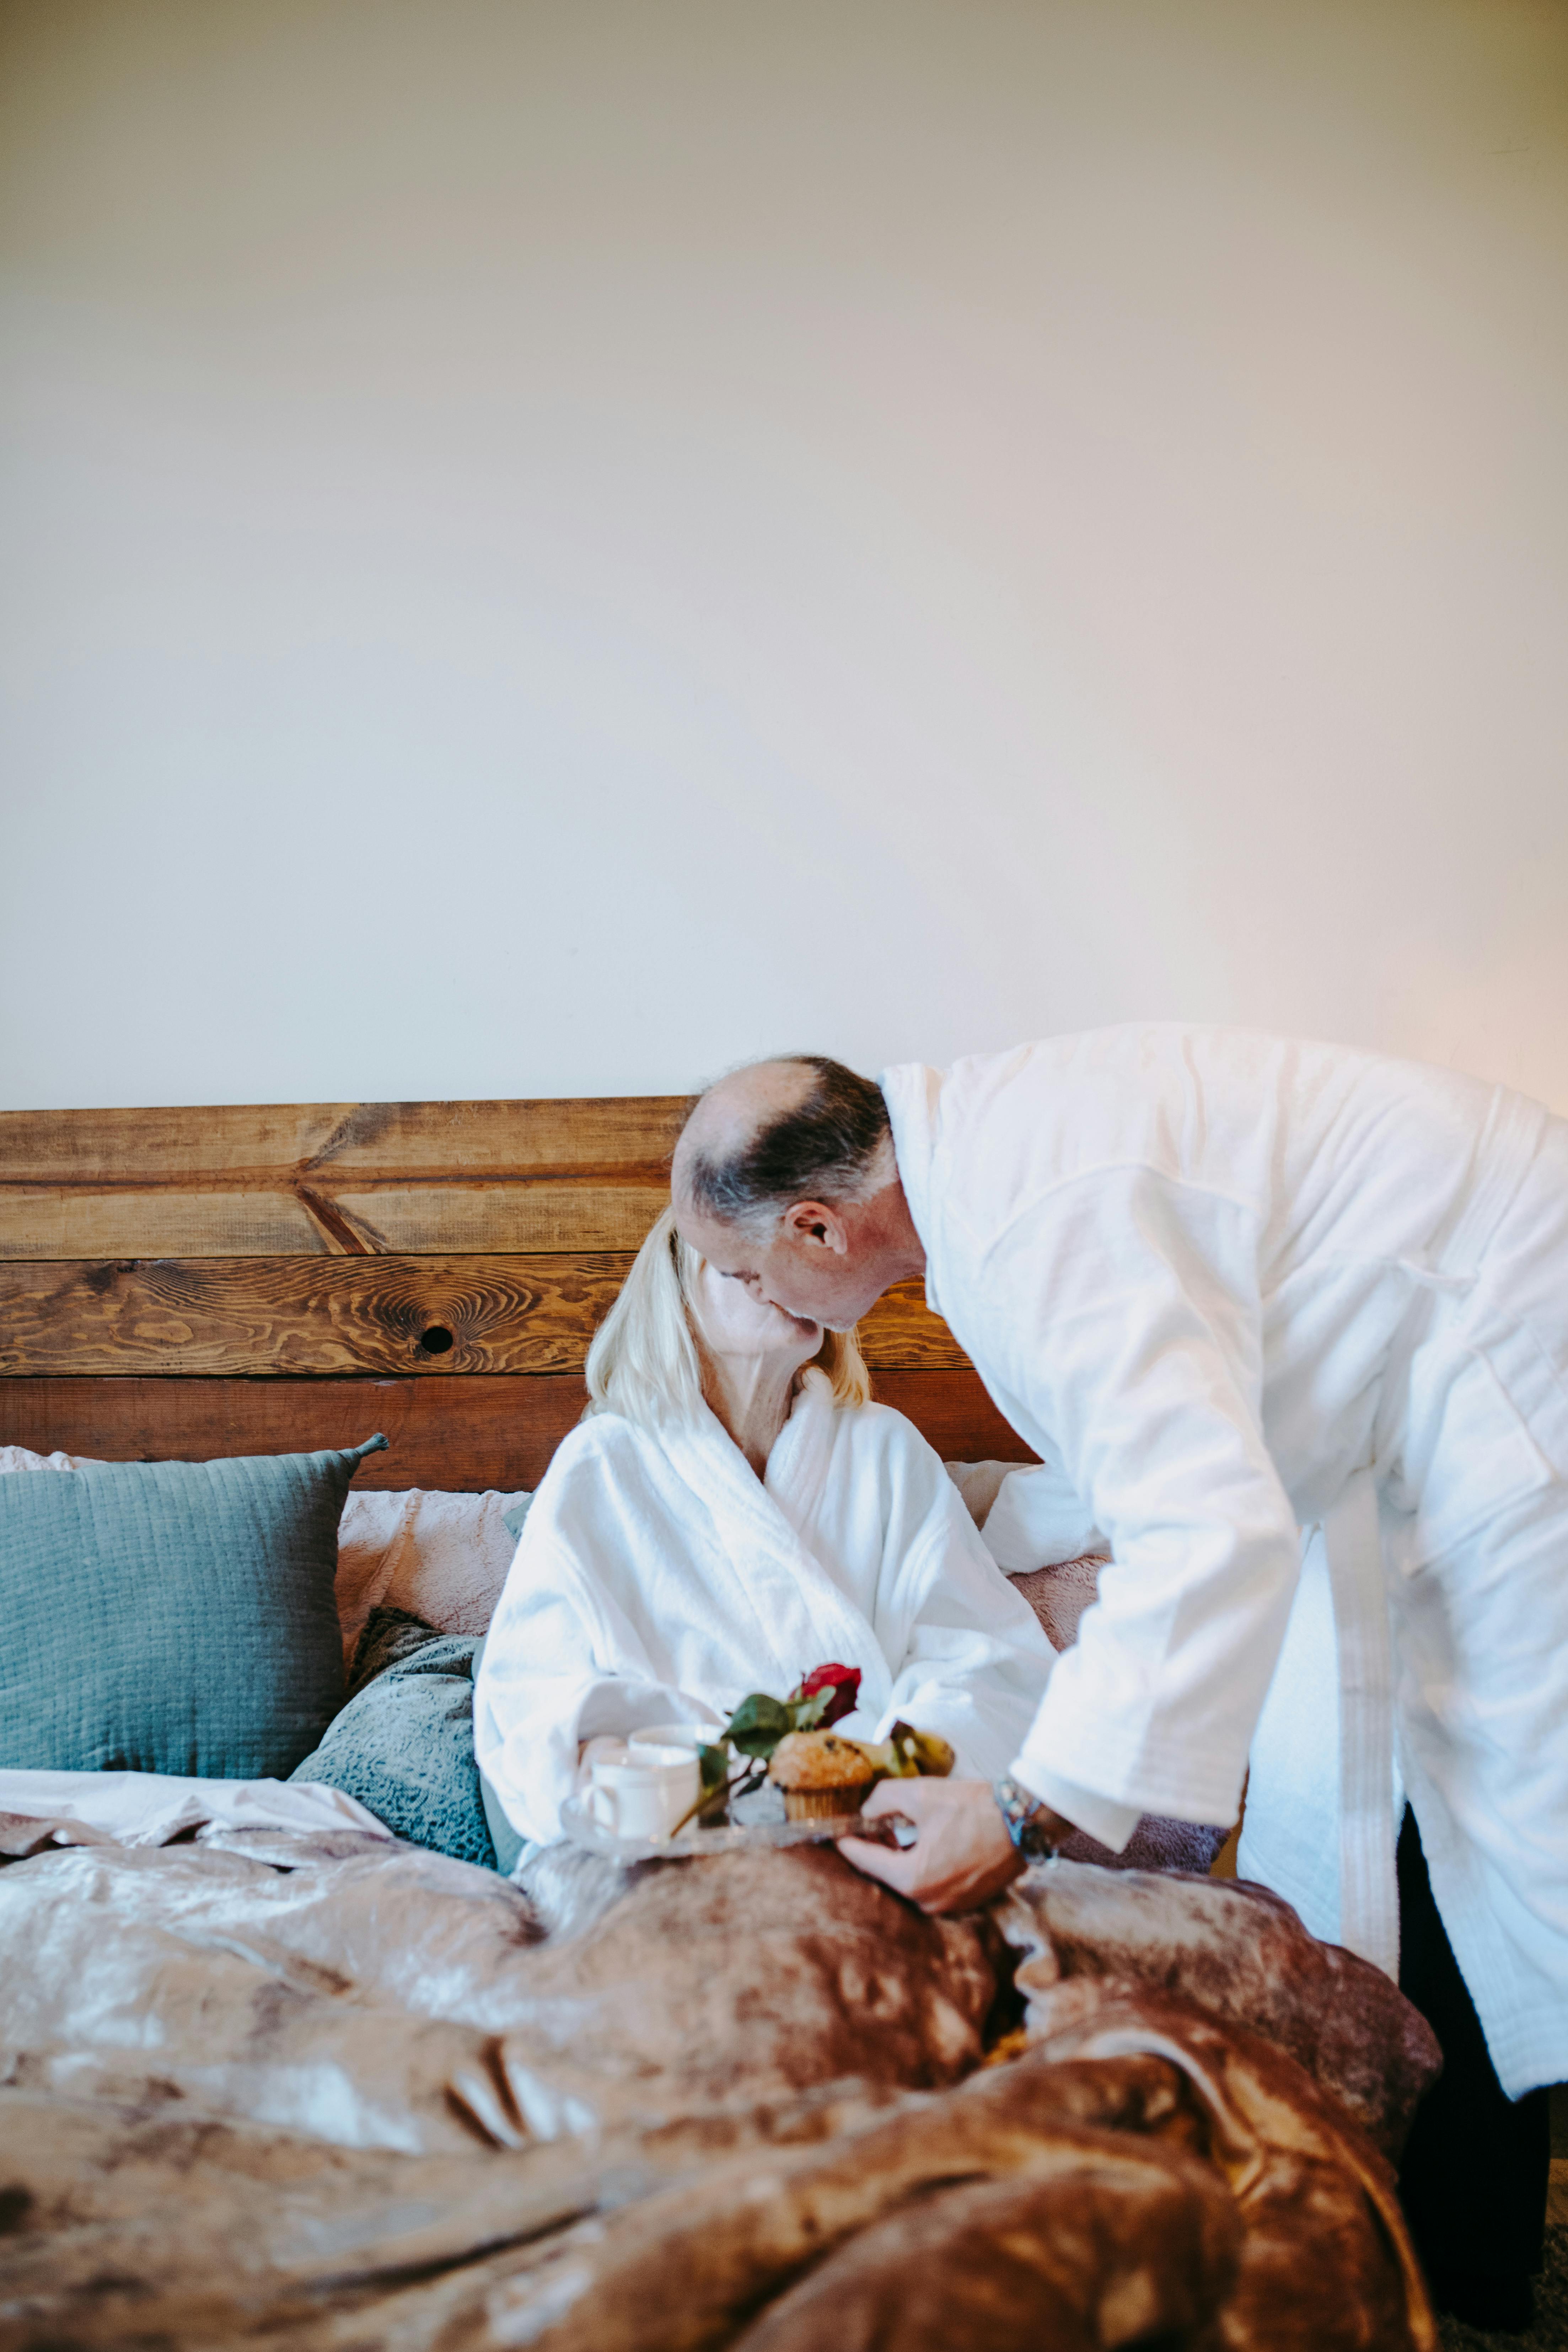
[2,0,1565,1111]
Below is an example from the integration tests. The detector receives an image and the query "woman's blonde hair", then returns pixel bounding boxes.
[584,1205,870,1428]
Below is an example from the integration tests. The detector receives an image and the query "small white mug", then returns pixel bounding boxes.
[585,1744,700,1842]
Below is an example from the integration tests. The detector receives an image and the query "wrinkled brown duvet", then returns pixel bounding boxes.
[0,1821,1440,2350]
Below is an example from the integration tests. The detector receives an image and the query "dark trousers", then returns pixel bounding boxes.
[1397,1806,1551,2282]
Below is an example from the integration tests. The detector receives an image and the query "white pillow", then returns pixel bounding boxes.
[943,1457,1107,1654]
[335,1486,527,1660]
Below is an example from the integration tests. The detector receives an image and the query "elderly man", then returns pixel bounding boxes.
[672,1029,1567,2331]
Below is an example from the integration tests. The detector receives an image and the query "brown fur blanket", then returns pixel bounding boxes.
[0,1825,1438,2350]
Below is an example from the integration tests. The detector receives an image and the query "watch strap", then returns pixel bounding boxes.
[993,1773,1059,1862]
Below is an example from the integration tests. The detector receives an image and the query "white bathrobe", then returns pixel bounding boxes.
[473,1371,1053,1850]
[883,1028,1568,2097]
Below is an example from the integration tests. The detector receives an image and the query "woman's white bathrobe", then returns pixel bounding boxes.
[883,1027,1568,2096]
[473,1371,1053,1851]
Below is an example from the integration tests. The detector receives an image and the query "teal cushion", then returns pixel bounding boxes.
[289,1606,496,1869]
[0,1435,387,1778]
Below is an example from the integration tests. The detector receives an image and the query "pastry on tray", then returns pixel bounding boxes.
[767,1730,877,1821]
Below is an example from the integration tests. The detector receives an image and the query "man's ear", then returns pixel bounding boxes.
[782,1199,850,1256]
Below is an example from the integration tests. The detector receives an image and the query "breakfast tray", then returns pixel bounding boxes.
[558,1783,912,1867]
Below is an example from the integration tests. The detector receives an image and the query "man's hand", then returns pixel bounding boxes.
[838,1776,1067,1915]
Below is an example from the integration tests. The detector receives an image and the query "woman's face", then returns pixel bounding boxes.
[687,1257,823,1370]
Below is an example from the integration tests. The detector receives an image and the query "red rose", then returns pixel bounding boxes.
[793,1663,861,1726]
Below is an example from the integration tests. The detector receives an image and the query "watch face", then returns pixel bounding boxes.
[995,1777,1041,1853]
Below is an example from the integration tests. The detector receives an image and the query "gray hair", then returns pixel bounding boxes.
[680,1056,892,1231]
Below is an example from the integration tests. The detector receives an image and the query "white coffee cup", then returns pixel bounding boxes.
[585,1743,700,1841]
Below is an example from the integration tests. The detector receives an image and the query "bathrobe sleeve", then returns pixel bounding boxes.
[472,1526,697,1849]
[861,1421,1056,1782]
[976,1167,1304,1826]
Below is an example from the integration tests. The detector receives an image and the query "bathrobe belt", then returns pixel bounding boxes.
[1317,1083,1547,1980]
[1320,1473,1399,1978]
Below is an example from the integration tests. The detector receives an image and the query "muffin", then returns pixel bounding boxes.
[768,1730,877,1821]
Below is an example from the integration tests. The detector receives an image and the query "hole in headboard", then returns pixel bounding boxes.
[418,1325,455,1356]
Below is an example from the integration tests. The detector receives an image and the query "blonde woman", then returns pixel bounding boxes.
[473,1208,1052,1852]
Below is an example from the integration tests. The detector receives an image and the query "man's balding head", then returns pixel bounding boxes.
[672,1057,921,1328]
[673,1056,891,1232]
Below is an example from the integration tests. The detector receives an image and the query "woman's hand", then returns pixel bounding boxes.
[838,1776,1065,1914]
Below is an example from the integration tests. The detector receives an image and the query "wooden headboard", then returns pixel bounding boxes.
[0,1099,1032,1488]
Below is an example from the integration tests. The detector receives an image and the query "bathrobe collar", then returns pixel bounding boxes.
[648,1371,895,1718]
[880,1061,947,1319]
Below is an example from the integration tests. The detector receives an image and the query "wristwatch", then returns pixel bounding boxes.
[993,1774,1061,1863]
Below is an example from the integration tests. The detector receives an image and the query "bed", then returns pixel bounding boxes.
[0,1096,1440,2349]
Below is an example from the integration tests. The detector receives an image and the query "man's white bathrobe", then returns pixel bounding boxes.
[883,1027,1568,2096]
[473,1370,1053,1851]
